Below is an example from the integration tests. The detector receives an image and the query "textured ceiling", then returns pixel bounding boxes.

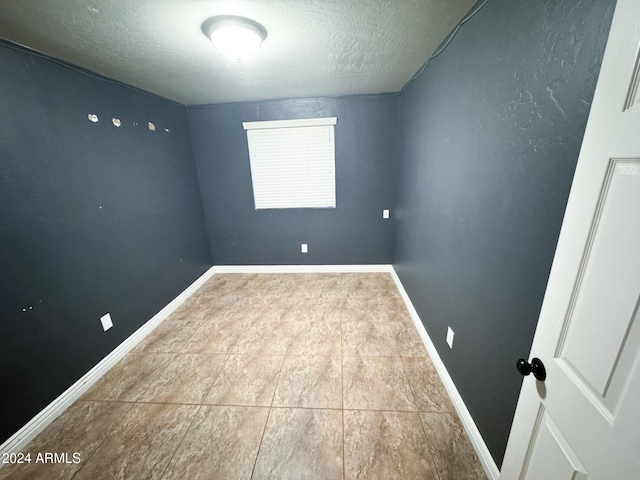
[0,0,476,105]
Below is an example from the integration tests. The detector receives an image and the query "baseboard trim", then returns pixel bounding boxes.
[2,263,499,480]
[0,266,217,459]
[212,264,394,273]
[390,268,500,480]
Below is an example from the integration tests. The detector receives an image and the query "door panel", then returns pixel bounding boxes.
[522,409,589,480]
[623,50,640,111]
[559,160,640,403]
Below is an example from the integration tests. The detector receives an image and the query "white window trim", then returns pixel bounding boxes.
[243,117,337,131]
[243,117,338,210]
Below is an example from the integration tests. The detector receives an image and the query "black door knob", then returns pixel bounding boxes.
[516,357,546,381]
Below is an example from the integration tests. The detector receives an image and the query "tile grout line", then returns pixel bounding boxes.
[397,353,450,478]
[340,303,346,480]
[157,404,204,480]
[76,400,444,414]
[398,355,418,408]
[268,354,287,409]
[249,406,272,480]
[198,352,233,405]
[67,400,137,480]
[417,410,445,480]
[208,280,264,478]
[249,349,286,479]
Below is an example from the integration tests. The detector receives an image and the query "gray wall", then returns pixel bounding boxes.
[0,43,212,443]
[187,96,397,265]
[393,0,616,467]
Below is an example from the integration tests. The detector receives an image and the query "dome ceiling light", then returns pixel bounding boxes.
[202,15,267,60]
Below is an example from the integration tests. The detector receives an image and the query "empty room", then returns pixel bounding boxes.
[2,0,638,479]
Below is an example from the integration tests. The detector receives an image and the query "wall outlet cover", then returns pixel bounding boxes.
[446,326,454,348]
[100,313,113,332]
[301,243,308,253]
[383,209,390,219]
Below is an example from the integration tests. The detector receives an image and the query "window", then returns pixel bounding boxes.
[243,117,337,209]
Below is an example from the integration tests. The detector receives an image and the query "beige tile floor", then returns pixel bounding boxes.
[0,273,487,480]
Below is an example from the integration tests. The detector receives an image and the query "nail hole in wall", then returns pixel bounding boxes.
[88,114,99,123]
[148,122,155,131]
[112,118,121,127]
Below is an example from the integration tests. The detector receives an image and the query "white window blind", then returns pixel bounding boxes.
[243,117,337,209]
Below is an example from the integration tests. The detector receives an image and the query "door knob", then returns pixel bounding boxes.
[516,357,546,381]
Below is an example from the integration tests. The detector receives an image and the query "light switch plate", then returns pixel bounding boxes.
[101,313,113,332]
[383,209,390,219]
[446,326,454,349]
[301,243,308,253]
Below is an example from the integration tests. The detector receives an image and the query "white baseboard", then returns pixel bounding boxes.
[0,266,217,460]
[0,264,386,458]
[390,268,500,480]
[212,264,394,273]
[2,263,499,480]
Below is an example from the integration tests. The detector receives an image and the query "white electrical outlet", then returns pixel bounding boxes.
[446,326,455,349]
[383,209,390,219]
[100,313,113,332]
[301,243,308,253]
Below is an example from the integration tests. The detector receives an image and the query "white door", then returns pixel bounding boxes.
[500,0,640,478]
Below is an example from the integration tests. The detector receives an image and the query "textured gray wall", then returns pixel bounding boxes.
[187,96,397,265]
[0,42,212,444]
[393,0,616,467]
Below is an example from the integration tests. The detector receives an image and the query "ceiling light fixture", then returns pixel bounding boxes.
[202,15,267,60]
